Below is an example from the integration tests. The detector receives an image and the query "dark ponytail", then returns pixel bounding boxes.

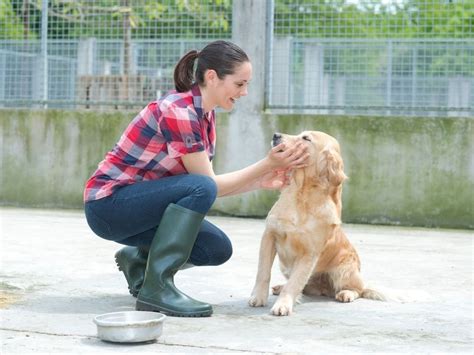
[173,40,249,93]
[173,50,199,93]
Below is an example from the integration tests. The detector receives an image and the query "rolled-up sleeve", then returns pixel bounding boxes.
[160,105,205,159]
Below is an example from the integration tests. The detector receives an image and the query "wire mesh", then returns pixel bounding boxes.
[0,0,472,116]
[0,0,232,109]
[270,0,473,116]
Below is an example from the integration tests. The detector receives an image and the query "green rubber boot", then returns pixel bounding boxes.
[115,246,148,297]
[136,204,212,317]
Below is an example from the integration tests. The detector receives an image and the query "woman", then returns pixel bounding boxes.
[84,40,308,317]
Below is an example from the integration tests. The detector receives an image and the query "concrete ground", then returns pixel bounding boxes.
[0,207,473,354]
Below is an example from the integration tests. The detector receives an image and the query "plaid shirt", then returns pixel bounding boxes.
[84,85,216,202]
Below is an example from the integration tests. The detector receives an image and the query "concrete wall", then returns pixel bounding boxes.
[1,109,472,229]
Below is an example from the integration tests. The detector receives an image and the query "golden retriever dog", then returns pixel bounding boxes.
[248,131,386,316]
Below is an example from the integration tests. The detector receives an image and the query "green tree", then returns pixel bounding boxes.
[274,0,474,39]
[0,0,27,39]
[5,0,232,40]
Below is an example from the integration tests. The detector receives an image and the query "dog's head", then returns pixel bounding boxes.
[272,131,347,188]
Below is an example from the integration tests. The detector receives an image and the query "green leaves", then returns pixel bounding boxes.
[274,0,474,39]
[3,0,232,39]
[2,0,472,40]
[0,0,24,39]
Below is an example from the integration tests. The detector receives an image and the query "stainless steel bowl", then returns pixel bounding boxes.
[93,311,166,343]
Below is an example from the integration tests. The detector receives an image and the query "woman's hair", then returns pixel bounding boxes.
[173,40,249,92]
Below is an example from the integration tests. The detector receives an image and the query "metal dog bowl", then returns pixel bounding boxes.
[93,311,166,343]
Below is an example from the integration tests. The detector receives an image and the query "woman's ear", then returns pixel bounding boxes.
[318,147,347,187]
[204,69,218,86]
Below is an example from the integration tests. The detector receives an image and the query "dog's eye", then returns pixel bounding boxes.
[302,135,311,142]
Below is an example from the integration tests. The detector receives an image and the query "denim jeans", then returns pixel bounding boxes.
[84,174,232,266]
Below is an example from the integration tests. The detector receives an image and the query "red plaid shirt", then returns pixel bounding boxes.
[84,85,216,202]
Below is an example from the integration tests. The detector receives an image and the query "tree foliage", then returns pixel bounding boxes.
[274,0,473,38]
[0,0,29,39]
[1,0,232,40]
[1,0,472,40]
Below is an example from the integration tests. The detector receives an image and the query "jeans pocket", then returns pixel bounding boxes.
[84,203,114,240]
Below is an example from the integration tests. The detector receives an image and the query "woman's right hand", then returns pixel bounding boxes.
[265,142,309,170]
[258,168,292,190]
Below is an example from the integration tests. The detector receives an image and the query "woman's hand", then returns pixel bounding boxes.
[259,169,292,190]
[265,142,309,170]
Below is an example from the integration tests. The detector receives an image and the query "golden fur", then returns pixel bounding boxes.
[248,131,385,316]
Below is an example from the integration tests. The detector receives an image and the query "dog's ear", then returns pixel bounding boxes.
[318,147,347,187]
[293,168,307,189]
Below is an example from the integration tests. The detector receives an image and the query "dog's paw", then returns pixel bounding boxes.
[271,284,284,295]
[335,290,357,303]
[248,293,268,307]
[271,295,294,316]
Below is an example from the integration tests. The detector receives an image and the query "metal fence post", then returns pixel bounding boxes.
[0,51,5,107]
[41,0,49,108]
[264,0,274,108]
[386,40,392,116]
[411,46,417,116]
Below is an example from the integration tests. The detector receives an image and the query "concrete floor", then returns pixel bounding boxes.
[1,207,473,354]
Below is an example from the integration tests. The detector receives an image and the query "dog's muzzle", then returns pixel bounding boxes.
[272,132,282,148]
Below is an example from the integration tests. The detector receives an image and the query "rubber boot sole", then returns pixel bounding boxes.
[136,299,213,317]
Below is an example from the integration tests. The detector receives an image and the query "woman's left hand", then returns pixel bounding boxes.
[259,169,291,190]
[266,142,309,170]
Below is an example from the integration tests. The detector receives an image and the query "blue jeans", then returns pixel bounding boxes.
[84,174,232,266]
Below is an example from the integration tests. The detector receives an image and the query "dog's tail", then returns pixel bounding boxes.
[361,286,431,303]
[361,288,387,301]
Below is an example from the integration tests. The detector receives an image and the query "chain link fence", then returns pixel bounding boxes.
[269,0,473,116]
[0,0,231,109]
[0,0,472,116]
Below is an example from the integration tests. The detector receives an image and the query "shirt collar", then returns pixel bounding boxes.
[191,84,212,122]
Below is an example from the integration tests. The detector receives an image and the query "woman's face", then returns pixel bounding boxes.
[212,61,252,111]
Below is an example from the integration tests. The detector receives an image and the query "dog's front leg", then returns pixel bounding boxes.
[271,256,315,316]
[248,228,277,307]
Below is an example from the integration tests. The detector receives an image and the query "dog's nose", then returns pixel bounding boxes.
[272,133,282,147]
